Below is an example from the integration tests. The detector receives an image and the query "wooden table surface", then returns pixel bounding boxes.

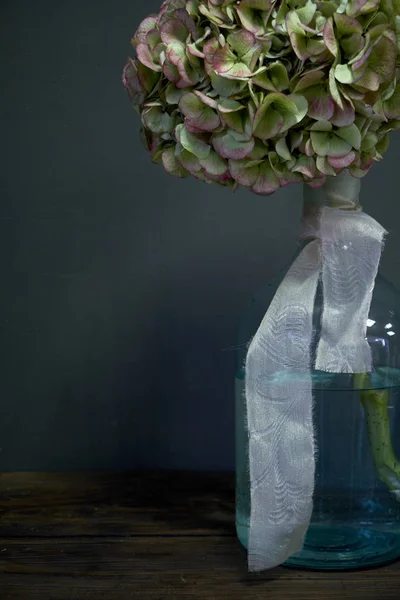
[0,471,399,599]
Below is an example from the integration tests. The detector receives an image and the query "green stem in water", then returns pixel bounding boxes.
[354,373,400,502]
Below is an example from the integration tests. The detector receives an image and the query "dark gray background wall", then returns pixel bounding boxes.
[2,0,400,471]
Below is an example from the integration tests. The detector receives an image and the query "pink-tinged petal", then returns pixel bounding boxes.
[303,86,335,121]
[227,29,256,57]
[323,17,338,56]
[165,42,186,66]
[160,9,197,44]
[187,43,204,59]
[328,151,356,168]
[305,138,314,156]
[173,8,197,38]
[194,91,219,109]
[346,0,379,17]
[185,119,206,134]
[203,38,219,64]
[176,149,201,173]
[229,159,259,188]
[199,151,228,176]
[163,61,180,83]
[219,62,253,79]
[122,61,143,99]
[146,28,162,50]
[175,57,200,87]
[162,147,190,178]
[354,68,380,91]
[292,156,316,178]
[330,99,355,127]
[212,46,236,74]
[293,70,325,92]
[133,16,158,45]
[252,162,280,195]
[212,131,255,159]
[161,18,188,45]
[333,13,363,37]
[136,43,162,71]
[187,110,221,132]
[359,153,375,170]
[287,24,309,61]
[350,42,374,72]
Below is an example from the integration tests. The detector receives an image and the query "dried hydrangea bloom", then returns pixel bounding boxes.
[122,0,400,195]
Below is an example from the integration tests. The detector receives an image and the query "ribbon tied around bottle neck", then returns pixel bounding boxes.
[245,172,386,571]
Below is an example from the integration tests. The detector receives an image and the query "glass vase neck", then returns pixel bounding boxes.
[300,171,362,241]
[303,171,362,212]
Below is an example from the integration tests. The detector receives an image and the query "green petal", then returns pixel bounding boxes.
[210,71,240,96]
[336,123,361,149]
[368,37,397,83]
[310,120,333,131]
[329,66,344,108]
[310,131,331,155]
[175,124,211,159]
[293,71,325,92]
[252,162,280,195]
[199,151,228,176]
[218,99,246,113]
[179,93,220,131]
[212,131,255,159]
[384,83,400,118]
[316,155,337,176]
[276,137,292,161]
[335,64,357,83]
[229,159,259,187]
[162,147,190,178]
[253,107,284,139]
[361,132,378,150]
[227,29,257,57]
[292,156,316,178]
[297,0,318,24]
[355,68,380,91]
[264,61,290,92]
[328,135,353,157]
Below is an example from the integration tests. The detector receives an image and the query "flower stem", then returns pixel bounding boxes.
[354,373,400,501]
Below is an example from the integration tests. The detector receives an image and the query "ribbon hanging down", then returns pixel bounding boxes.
[245,179,386,572]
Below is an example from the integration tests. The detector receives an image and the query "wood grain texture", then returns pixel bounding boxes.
[0,471,235,536]
[0,471,399,599]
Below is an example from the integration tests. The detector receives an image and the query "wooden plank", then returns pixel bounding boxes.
[0,471,235,537]
[0,537,399,600]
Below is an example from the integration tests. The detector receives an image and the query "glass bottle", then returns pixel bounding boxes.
[235,182,400,570]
